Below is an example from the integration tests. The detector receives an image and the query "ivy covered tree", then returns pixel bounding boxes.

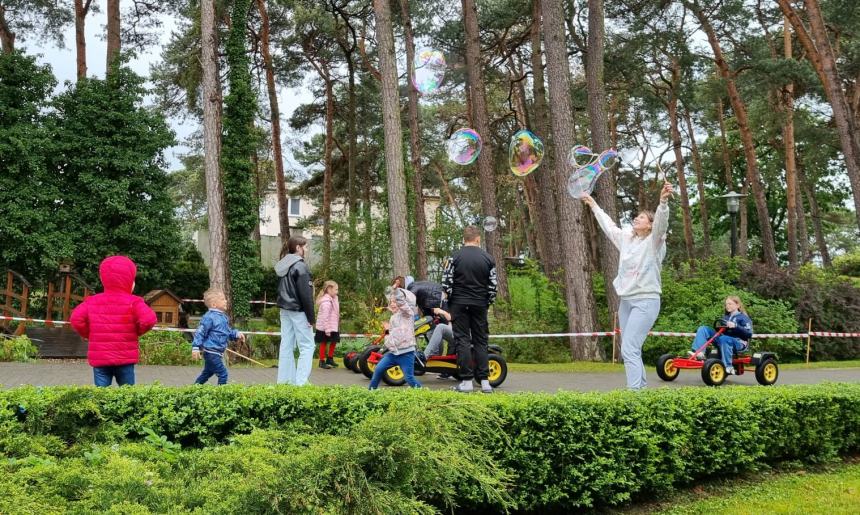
[222,0,261,318]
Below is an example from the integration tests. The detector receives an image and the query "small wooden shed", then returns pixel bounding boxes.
[143,290,184,327]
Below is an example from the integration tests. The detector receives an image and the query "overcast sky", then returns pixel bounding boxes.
[22,6,315,174]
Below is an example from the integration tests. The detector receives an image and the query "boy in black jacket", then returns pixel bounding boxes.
[442,226,497,393]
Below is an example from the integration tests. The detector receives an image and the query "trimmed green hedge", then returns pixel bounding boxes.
[1,384,859,512]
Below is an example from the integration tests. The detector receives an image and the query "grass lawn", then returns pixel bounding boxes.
[625,459,860,514]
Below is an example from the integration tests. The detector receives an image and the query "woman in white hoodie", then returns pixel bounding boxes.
[582,181,673,389]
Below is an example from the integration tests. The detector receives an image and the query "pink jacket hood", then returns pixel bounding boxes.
[99,255,136,293]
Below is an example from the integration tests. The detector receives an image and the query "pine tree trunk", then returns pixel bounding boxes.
[507,56,542,262]
[322,71,334,275]
[75,0,92,80]
[530,0,563,279]
[462,0,508,300]
[542,0,602,360]
[106,0,121,72]
[0,5,15,53]
[694,7,778,267]
[683,108,711,253]
[586,0,620,324]
[399,0,428,280]
[783,16,799,267]
[798,162,832,266]
[801,0,860,232]
[201,0,230,296]
[739,180,749,258]
[796,182,811,263]
[666,62,695,261]
[256,0,290,243]
[372,0,410,277]
[717,98,734,189]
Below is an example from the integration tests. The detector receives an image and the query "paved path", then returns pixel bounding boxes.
[2,362,860,392]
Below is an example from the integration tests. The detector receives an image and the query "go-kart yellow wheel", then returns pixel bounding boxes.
[755,358,779,385]
[701,358,727,386]
[656,353,679,382]
[381,365,406,386]
[487,354,508,387]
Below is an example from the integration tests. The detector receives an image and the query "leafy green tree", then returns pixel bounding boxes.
[0,52,72,279]
[46,64,181,292]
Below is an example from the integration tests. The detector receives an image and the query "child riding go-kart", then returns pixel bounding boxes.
[346,314,508,387]
[655,318,779,386]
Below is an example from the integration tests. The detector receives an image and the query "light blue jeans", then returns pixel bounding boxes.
[619,297,661,390]
[278,309,315,385]
[691,326,747,369]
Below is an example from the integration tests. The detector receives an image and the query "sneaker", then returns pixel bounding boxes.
[725,366,735,375]
[318,360,331,369]
[480,380,493,394]
[696,352,705,360]
[326,357,339,368]
[451,384,475,393]
[687,351,696,359]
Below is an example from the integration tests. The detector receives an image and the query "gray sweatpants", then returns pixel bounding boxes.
[618,297,661,390]
[423,323,454,357]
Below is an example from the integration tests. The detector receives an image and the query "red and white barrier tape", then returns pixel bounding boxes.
[2,315,858,339]
[181,298,278,306]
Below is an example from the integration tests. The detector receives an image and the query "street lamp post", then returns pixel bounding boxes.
[720,191,747,258]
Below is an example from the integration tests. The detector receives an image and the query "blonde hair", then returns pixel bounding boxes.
[316,280,338,304]
[726,295,746,313]
[203,288,226,308]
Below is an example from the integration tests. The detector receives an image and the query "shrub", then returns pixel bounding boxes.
[739,262,860,360]
[1,384,858,511]
[138,331,193,366]
[0,335,39,362]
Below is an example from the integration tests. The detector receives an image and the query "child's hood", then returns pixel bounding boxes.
[99,255,137,294]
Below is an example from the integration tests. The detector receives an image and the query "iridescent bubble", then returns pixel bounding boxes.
[598,148,619,169]
[567,164,602,199]
[446,128,482,165]
[508,130,545,176]
[569,145,599,168]
[483,216,498,232]
[412,49,446,95]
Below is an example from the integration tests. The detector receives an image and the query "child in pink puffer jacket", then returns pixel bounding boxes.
[315,281,340,369]
[70,255,157,386]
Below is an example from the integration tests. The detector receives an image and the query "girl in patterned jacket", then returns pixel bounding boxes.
[368,287,422,389]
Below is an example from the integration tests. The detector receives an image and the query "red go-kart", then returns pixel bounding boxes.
[656,319,779,386]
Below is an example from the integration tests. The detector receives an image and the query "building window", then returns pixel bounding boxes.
[289,198,301,217]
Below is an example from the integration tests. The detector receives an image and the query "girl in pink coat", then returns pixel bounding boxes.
[70,255,157,386]
[315,281,340,369]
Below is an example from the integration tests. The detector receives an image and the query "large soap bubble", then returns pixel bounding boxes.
[567,164,602,199]
[508,129,544,176]
[412,49,446,95]
[569,145,599,168]
[483,216,498,232]
[446,128,482,165]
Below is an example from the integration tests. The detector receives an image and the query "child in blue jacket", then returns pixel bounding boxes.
[688,295,753,375]
[192,289,245,385]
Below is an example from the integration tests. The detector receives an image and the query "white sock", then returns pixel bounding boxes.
[481,380,491,390]
[459,380,473,390]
